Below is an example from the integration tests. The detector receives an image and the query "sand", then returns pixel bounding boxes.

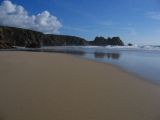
[0,51,160,120]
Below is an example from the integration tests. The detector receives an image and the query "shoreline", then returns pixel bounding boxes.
[0,50,151,83]
[76,55,156,85]
[0,46,159,84]
[0,50,150,79]
[1,47,158,84]
[1,51,160,120]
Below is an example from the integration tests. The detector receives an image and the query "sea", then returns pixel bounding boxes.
[17,45,160,84]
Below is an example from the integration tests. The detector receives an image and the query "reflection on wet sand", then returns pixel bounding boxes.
[94,52,120,59]
[21,49,86,56]
[62,50,86,56]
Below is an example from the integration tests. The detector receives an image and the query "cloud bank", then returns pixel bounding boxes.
[0,0,62,34]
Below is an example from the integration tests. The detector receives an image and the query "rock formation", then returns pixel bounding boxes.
[0,26,124,49]
[43,34,88,46]
[89,36,124,46]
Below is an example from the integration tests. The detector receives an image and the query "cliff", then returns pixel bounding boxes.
[43,34,88,46]
[0,26,42,48]
[0,26,124,49]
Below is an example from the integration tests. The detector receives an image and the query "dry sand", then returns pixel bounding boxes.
[0,51,160,120]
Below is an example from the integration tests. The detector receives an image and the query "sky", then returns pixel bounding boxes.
[0,0,160,45]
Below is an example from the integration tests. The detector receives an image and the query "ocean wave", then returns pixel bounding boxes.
[16,45,160,54]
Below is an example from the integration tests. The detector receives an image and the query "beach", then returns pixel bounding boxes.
[0,51,160,120]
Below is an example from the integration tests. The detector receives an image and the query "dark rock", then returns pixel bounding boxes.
[0,26,42,48]
[42,34,88,46]
[89,36,124,46]
[0,26,125,49]
[90,37,109,46]
[128,43,133,46]
[0,41,13,49]
[109,37,124,46]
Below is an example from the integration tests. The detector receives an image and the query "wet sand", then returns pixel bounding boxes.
[0,51,160,120]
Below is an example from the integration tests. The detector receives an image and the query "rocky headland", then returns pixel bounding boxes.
[0,26,124,49]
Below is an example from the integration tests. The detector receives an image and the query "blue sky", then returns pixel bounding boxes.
[0,0,160,45]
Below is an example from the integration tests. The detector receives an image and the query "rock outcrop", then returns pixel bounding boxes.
[0,26,125,49]
[89,37,124,46]
[43,34,88,46]
[0,26,42,48]
[0,41,14,49]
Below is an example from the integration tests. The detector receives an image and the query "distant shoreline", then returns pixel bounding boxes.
[0,26,124,49]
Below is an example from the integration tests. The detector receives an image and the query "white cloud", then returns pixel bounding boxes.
[145,11,160,20]
[0,0,62,34]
